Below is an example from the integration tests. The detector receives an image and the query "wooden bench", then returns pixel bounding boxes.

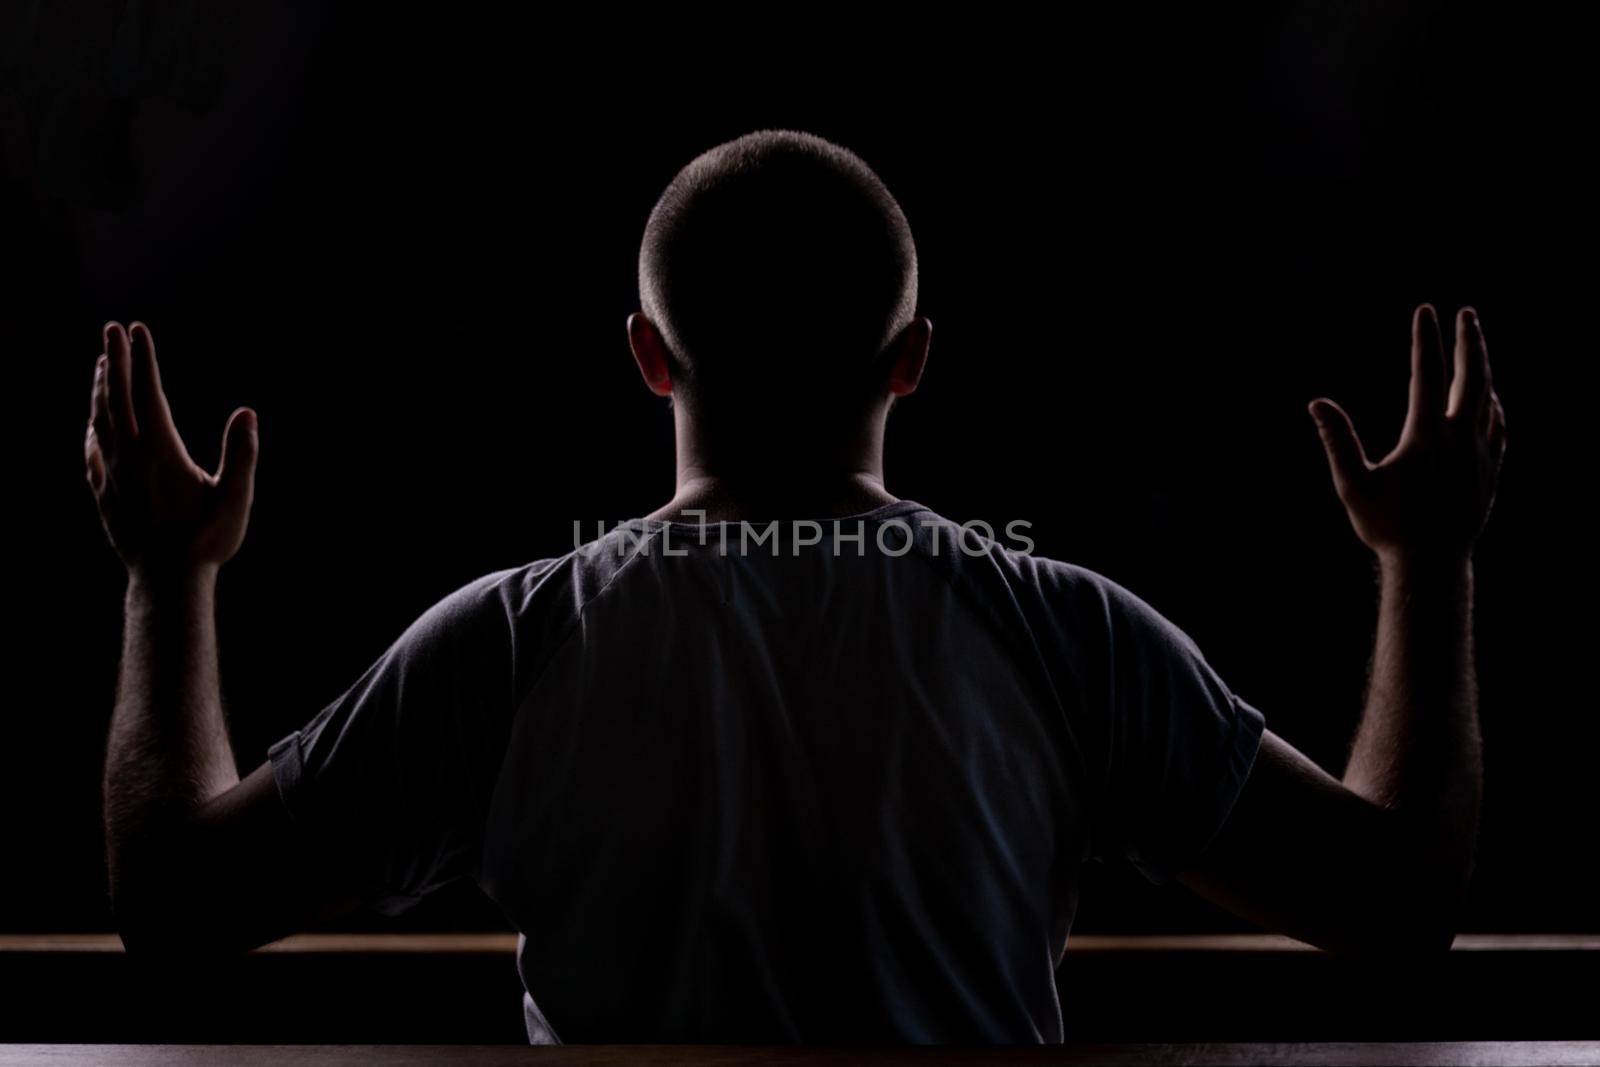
[2,1041,1599,1065]
[2,934,1595,1046]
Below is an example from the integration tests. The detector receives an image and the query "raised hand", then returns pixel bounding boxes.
[1310,304,1507,562]
[85,321,259,575]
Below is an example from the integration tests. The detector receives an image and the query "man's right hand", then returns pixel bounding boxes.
[86,321,260,578]
[1179,302,1500,955]
[1309,304,1507,562]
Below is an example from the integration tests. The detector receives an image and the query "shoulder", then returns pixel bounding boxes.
[391,525,666,696]
[907,506,1201,662]
[396,566,527,650]
[1021,556,1207,667]
[903,509,1100,607]
[416,522,662,636]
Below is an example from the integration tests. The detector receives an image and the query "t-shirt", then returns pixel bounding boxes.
[268,500,1265,1043]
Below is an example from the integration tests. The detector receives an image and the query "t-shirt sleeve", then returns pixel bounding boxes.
[267,569,518,915]
[1094,576,1266,885]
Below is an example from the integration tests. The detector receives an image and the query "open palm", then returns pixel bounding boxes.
[1310,304,1506,561]
[85,322,259,573]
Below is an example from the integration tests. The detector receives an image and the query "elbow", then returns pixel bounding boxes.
[108,825,223,958]
[1325,815,1473,958]
[111,867,287,959]
[111,885,210,959]
[1321,873,1467,958]
[114,917,180,959]
[1391,900,1463,955]
[108,853,177,956]
[109,855,235,960]
[114,897,253,961]
[1330,912,1458,958]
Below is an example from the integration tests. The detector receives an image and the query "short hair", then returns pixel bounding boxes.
[638,130,918,408]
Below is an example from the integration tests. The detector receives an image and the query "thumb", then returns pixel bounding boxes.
[1308,398,1368,496]
[216,407,259,517]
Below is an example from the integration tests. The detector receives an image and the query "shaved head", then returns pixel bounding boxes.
[638,130,919,412]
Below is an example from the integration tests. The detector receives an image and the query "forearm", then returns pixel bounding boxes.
[103,565,240,897]
[1344,551,1482,902]
[1186,304,1502,955]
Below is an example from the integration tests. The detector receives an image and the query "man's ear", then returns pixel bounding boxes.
[627,312,674,398]
[885,316,933,397]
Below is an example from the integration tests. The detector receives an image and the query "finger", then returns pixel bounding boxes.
[85,425,107,495]
[1480,380,1504,438]
[90,355,114,457]
[1486,391,1507,452]
[1403,303,1447,439]
[88,353,105,417]
[103,322,138,443]
[1309,398,1370,499]
[215,407,259,520]
[1448,307,1489,421]
[128,321,180,447]
[88,355,109,428]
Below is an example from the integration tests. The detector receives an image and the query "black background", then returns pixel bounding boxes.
[2,3,1593,940]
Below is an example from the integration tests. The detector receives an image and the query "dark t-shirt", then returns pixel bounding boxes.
[268,500,1264,1043]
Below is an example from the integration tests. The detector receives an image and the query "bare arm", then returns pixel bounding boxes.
[89,321,355,953]
[1179,304,1505,953]
[1346,551,1480,903]
[105,566,235,922]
